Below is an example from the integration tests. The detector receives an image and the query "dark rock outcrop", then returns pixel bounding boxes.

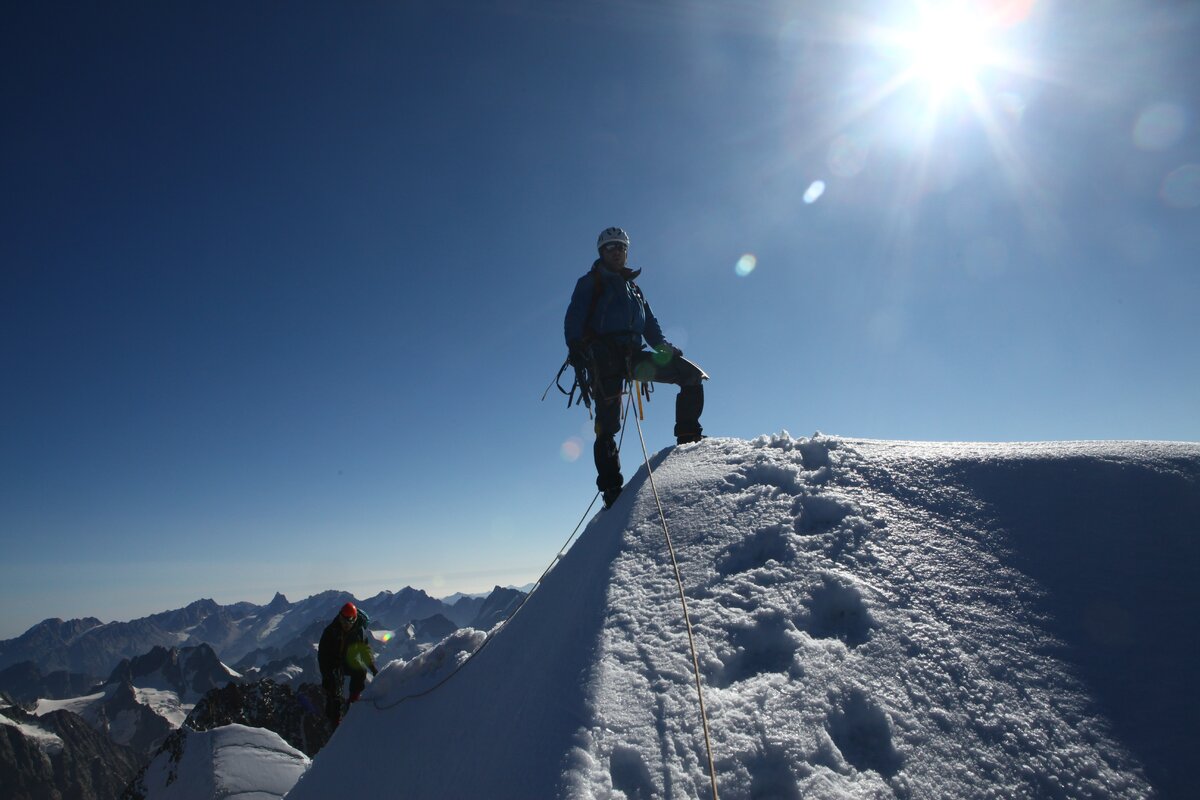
[105,644,236,702]
[412,613,458,644]
[471,586,526,630]
[0,701,143,800]
[94,681,175,758]
[184,679,331,757]
[0,661,101,705]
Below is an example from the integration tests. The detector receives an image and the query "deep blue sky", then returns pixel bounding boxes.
[3,0,1197,640]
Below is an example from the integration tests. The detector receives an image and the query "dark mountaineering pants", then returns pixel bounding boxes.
[323,669,367,725]
[589,338,704,494]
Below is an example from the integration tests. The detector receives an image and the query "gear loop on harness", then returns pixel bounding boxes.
[555,336,661,419]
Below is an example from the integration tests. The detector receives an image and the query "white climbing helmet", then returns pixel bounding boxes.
[597,227,630,252]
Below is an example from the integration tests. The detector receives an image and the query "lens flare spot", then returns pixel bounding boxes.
[985,0,1038,26]
[735,254,757,277]
[997,91,1027,123]
[1161,164,1200,209]
[1134,103,1187,151]
[561,437,583,462]
[346,642,373,672]
[380,631,394,643]
[804,180,826,204]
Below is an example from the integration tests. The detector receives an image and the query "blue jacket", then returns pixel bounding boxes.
[564,261,665,349]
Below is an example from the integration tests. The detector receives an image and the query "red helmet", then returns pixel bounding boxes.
[339,602,358,621]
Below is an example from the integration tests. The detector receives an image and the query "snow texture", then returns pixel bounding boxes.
[138,723,309,799]
[135,687,193,728]
[286,435,1200,799]
[34,691,107,721]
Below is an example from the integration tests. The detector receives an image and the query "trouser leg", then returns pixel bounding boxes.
[630,353,705,440]
[347,670,366,703]
[674,383,704,440]
[592,371,625,493]
[322,674,342,725]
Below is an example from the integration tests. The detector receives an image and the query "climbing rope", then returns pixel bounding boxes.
[370,395,634,712]
[371,490,600,711]
[372,369,720,798]
[631,406,720,800]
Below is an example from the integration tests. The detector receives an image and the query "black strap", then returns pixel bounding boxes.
[557,355,593,410]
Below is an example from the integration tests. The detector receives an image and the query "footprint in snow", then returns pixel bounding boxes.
[792,494,857,535]
[609,745,655,800]
[716,526,793,576]
[711,612,800,688]
[825,688,904,778]
[798,574,877,648]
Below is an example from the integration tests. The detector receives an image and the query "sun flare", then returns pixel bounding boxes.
[901,7,993,92]
[829,2,1046,228]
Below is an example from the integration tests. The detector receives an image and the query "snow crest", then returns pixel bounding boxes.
[288,436,1199,799]
[135,724,309,799]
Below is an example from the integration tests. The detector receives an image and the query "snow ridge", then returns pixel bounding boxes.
[287,434,1199,799]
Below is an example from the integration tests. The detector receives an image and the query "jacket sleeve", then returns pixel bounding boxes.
[563,275,594,345]
[639,291,666,348]
[357,612,376,665]
[317,624,337,677]
[358,611,374,656]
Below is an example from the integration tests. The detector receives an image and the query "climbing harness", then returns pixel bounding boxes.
[549,354,593,413]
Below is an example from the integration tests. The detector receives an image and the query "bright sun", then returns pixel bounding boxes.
[840,1,1042,209]
[903,8,992,91]
[897,5,996,95]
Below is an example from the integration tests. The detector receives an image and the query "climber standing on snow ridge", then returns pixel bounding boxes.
[318,601,377,728]
[564,226,707,509]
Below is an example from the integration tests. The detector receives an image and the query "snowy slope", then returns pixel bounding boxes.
[34,690,107,724]
[35,682,175,754]
[285,435,1200,799]
[133,723,310,800]
[29,644,241,754]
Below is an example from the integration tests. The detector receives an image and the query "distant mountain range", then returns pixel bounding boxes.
[0,585,527,680]
[0,584,528,799]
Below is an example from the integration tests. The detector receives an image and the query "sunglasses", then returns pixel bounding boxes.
[601,242,627,253]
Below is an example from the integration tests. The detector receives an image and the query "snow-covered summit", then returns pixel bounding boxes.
[286,434,1200,799]
[130,723,309,800]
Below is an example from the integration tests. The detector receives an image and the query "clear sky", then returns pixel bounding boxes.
[2,0,1197,641]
